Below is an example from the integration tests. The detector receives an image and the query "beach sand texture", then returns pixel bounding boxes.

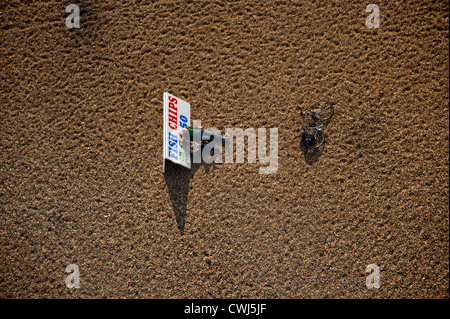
[0,0,448,298]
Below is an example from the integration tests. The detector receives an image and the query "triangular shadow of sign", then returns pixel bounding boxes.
[163,161,203,234]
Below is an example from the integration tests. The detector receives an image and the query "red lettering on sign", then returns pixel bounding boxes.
[168,114,177,129]
[168,96,178,130]
[168,96,178,104]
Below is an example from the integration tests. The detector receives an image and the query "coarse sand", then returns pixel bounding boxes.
[0,0,448,298]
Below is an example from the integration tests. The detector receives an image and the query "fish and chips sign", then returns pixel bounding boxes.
[163,92,191,172]
[163,92,279,174]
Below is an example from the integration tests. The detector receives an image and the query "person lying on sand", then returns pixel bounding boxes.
[179,126,226,153]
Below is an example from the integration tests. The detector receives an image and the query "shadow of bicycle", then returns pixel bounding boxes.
[300,138,326,165]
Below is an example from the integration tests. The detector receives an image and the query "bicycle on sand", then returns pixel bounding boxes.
[295,101,334,149]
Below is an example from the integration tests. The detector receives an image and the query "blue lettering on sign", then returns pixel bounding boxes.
[168,132,178,160]
[179,114,188,128]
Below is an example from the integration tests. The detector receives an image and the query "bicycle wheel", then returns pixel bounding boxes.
[303,130,324,149]
[312,101,334,121]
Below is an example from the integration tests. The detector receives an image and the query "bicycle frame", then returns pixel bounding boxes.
[296,101,334,149]
[300,110,323,132]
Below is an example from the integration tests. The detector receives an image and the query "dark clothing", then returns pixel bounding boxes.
[184,126,225,143]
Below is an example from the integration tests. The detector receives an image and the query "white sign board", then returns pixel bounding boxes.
[163,92,191,172]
